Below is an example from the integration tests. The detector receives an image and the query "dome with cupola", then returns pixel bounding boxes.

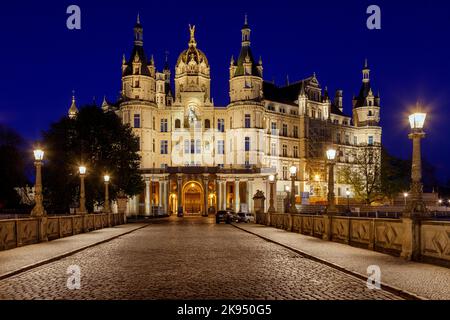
[176,25,209,72]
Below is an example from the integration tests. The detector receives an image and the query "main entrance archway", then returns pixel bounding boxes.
[182,181,204,215]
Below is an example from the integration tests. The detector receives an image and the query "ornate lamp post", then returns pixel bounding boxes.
[403,192,409,206]
[31,149,46,217]
[325,148,337,215]
[346,189,351,213]
[268,174,276,213]
[78,166,87,214]
[289,166,298,214]
[104,175,111,213]
[406,112,427,217]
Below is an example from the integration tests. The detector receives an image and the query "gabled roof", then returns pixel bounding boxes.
[233,45,261,77]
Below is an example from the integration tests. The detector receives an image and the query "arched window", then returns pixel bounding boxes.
[205,119,210,129]
[175,119,181,129]
[368,110,373,116]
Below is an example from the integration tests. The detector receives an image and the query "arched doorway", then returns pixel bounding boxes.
[182,181,204,215]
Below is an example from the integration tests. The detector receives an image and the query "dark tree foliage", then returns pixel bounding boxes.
[0,125,30,209]
[380,147,410,202]
[42,106,143,213]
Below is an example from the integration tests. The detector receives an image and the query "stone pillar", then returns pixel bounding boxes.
[164,179,169,215]
[145,178,151,216]
[177,174,183,215]
[247,179,253,213]
[203,175,209,216]
[149,178,154,216]
[159,180,164,213]
[400,217,422,260]
[215,179,220,212]
[234,179,240,213]
[222,181,227,210]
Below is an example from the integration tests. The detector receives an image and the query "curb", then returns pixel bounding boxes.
[232,223,426,301]
[0,224,149,281]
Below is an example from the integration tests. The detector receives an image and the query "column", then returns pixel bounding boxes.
[223,181,227,210]
[145,178,151,216]
[215,178,220,211]
[203,175,209,216]
[177,174,183,215]
[234,179,240,213]
[247,179,253,213]
[159,179,164,213]
[149,178,153,216]
[164,179,169,214]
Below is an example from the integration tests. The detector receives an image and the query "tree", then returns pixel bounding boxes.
[0,124,30,209]
[340,146,382,205]
[380,147,410,203]
[42,106,143,213]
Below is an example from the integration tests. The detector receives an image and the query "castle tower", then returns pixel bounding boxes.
[229,15,263,103]
[352,59,381,127]
[121,15,156,102]
[174,25,211,105]
[68,92,78,119]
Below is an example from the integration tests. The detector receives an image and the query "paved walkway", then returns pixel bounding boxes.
[0,223,148,280]
[233,223,450,300]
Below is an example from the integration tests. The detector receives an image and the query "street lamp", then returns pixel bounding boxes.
[31,149,46,217]
[78,166,87,214]
[403,192,409,206]
[406,112,427,217]
[346,189,351,213]
[284,185,290,213]
[289,166,297,213]
[326,148,337,215]
[104,175,111,213]
[268,174,276,213]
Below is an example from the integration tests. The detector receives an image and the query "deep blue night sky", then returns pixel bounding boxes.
[1,0,449,179]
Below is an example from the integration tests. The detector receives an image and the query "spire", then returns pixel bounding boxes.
[241,14,251,46]
[68,91,78,119]
[258,56,262,65]
[122,54,126,65]
[362,58,370,83]
[188,24,197,47]
[134,14,143,46]
[230,55,235,65]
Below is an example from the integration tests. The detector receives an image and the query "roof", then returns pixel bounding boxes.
[122,45,152,76]
[233,45,261,77]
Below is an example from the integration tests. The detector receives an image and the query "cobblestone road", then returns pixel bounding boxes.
[0,217,401,300]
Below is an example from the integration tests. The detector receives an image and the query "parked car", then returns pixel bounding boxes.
[216,210,234,224]
[236,212,255,223]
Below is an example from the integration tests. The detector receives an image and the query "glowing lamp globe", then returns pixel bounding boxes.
[79,166,87,175]
[326,148,337,161]
[104,175,110,183]
[34,149,44,161]
[269,175,275,182]
[409,113,426,130]
[289,166,297,176]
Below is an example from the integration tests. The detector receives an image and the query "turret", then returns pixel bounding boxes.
[334,90,343,112]
[229,15,263,103]
[68,92,78,119]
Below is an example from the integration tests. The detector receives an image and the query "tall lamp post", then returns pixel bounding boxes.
[289,166,298,214]
[104,175,111,213]
[31,149,46,217]
[346,189,351,214]
[403,192,409,206]
[326,148,337,215]
[78,166,87,214]
[268,175,276,213]
[406,112,427,217]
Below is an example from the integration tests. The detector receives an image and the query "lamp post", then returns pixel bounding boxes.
[268,174,276,213]
[104,175,111,213]
[406,112,427,217]
[78,166,87,214]
[403,192,408,206]
[326,148,337,215]
[31,149,46,217]
[346,189,350,213]
[289,166,297,213]
[284,185,290,213]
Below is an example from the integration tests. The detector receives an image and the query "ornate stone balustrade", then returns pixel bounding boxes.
[0,213,126,252]
[256,212,450,266]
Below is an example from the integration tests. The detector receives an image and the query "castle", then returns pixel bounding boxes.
[69,15,382,216]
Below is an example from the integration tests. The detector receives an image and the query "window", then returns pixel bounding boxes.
[271,122,277,135]
[205,119,210,129]
[190,139,195,154]
[282,144,288,157]
[218,119,225,132]
[134,80,140,88]
[368,110,373,116]
[218,140,225,154]
[282,124,288,137]
[368,136,374,146]
[354,136,358,145]
[293,126,298,138]
[230,117,233,129]
[283,166,288,180]
[293,146,299,158]
[195,140,201,154]
[345,134,350,145]
[160,140,168,154]
[245,160,250,168]
[160,119,168,132]
[271,142,277,156]
[152,139,155,152]
[184,140,190,154]
[318,110,322,120]
[245,137,250,152]
[175,119,181,129]
[152,117,155,130]
[245,114,251,128]
[336,133,341,143]
[134,114,141,128]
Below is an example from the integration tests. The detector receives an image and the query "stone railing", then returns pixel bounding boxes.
[256,212,450,267]
[0,213,126,252]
